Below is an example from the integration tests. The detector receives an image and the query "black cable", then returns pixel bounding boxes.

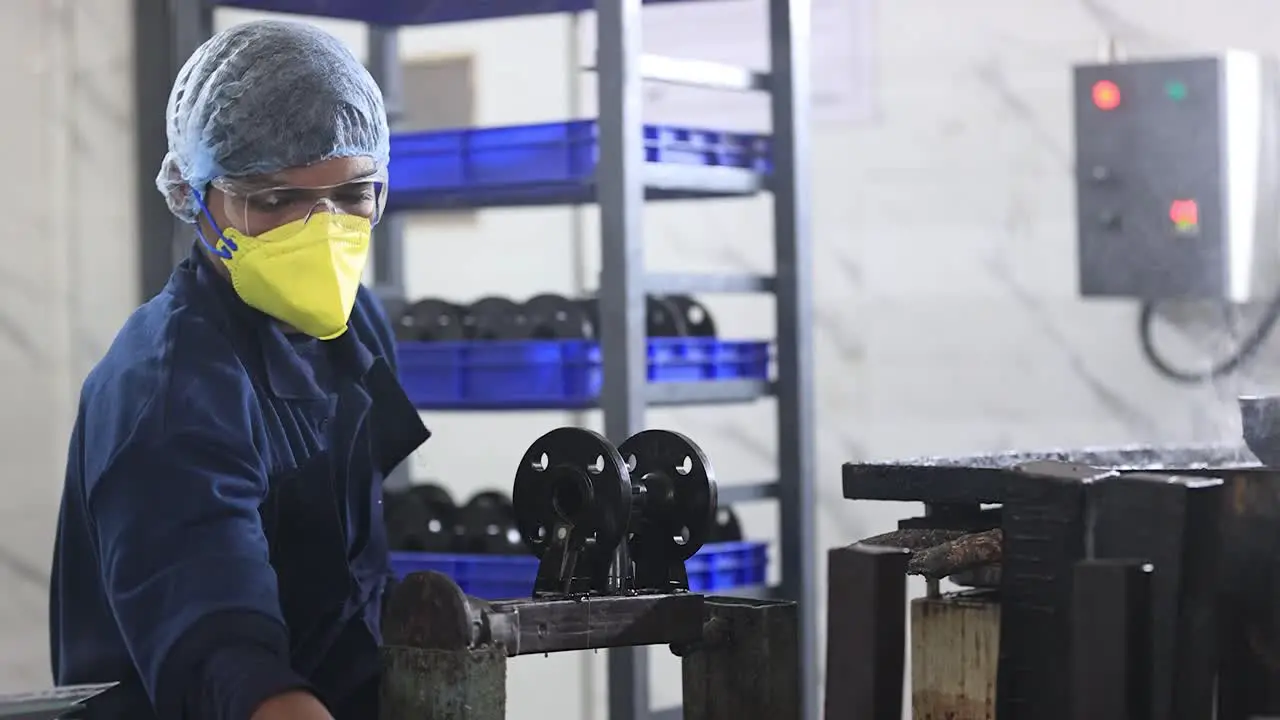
[1138,295,1280,383]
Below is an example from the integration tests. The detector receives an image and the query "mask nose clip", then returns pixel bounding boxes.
[303,198,341,226]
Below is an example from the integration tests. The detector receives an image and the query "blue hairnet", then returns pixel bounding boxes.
[157,19,390,222]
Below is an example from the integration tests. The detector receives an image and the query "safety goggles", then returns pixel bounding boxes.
[210,171,388,237]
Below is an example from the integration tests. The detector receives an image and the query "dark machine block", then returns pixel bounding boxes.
[823,544,908,720]
[682,597,800,720]
[1087,472,1224,720]
[842,445,1253,720]
[1070,559,1154,720]
[994,462,1096,720]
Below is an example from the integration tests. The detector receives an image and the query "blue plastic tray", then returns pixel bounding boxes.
[386,121,770,210]
[398,337,770,409]
[390,541,768,600]
[217,0,716,26]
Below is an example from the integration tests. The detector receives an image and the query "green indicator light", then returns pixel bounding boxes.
[1165,80,1189,101]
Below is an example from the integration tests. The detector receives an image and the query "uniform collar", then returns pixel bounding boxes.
[186,244,374,401]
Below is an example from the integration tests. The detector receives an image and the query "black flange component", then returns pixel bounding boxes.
[464,296,531,340]
[664,295,718,337]
[512,427,632,595]
[377,296,418,342]
[618,429,718,590]
[709,505,743,543]
[575,296,689,337]
[456,490,524,555]
[406,298,467,342]
[646,296,688,337]
[384,483,459,552]
[523,294,596,340]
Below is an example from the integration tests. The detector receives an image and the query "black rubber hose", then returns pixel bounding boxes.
[1138,297,1280,383]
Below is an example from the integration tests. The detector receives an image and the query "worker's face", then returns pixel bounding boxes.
[203,156,385,238]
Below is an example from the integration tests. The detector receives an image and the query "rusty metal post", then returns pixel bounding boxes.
[681,597,800,720]
[379,572,508,720]
[911,591,1000,719]
[1070,559,1153,720]
[824,544,909,720]
[381,646,506,719]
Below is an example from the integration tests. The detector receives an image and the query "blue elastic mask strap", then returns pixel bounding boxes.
[192,190,238,260]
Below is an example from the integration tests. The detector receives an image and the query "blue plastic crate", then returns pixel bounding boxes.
[386,121,771,210]
[397,337,770,410]
[217,0,716,26]
[390,540,768,600]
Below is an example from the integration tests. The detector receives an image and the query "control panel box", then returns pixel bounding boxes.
[1075,52,1280,301]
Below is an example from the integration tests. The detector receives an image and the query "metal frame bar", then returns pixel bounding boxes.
[365,26,412,493]
[366,26,407,300]
[768,0,817,716]
[135,0,213,302]
[595,0,649,714]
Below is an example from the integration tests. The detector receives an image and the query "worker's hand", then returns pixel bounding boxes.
[250,690,335,720]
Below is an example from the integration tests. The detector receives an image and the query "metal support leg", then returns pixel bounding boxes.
[823,545,908,720]
[1070,559,1153,720]
[681,597,800,720]
[381,646,506,719]
[379,572,507,720]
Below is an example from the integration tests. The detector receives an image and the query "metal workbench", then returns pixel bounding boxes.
[132,0,817,717]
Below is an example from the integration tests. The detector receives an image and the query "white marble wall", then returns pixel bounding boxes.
[0,0,137,692]
[5,0,1280,713]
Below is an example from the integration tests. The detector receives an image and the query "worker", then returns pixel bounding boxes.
[48,19,429,720]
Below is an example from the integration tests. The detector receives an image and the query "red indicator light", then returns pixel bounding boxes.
[1170,199,1199,232]
[1092,80,1122,110]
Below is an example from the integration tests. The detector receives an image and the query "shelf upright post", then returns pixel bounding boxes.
[366,26,408,302]
[768,0,818,716]
[135,0,214,301]
[595,0,650,714]
[366,25,412,492]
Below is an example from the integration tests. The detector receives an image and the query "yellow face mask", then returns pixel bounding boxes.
[218,212,372,340]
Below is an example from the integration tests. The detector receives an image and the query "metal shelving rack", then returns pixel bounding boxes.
[134,0,815,718]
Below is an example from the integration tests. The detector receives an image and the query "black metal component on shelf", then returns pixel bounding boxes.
[513,428,633,594]
[524,294,597,340]
[823,544,908,720]
[512,427,718,595]
[618,430,717,589]
[1070,559,1154,720]
[464,296,532,341]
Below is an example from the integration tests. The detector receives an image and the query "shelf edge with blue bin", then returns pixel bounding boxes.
[385,121,772,212]
[217,0,738,29]
[391,540,768,600]
[399,336,771,410]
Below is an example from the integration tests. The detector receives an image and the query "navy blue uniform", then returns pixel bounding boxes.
[50,246,429,719]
